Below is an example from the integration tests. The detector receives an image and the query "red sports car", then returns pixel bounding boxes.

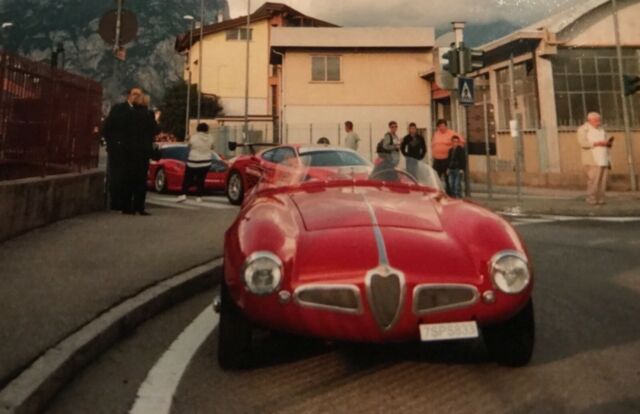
[225,144,371,205]
[218,162,535,369]
[147,143,228,193]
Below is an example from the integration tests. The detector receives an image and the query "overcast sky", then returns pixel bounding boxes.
[228,0,579,28]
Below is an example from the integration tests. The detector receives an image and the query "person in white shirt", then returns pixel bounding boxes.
[177,123,215,203]
[344,121,360,152]
[577,112,613,205]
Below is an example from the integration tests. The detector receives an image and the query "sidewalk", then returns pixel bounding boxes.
[0,205,237,388]
[470,183,640,217]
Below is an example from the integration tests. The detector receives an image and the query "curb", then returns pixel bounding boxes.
[0,258,223,414]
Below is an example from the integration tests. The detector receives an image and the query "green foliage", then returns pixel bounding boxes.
[158,79,223,140]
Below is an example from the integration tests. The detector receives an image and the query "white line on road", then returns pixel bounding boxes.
[129,308,218,414]
[146,200,199,210]
[510,215,640,226]
[148,195,234,210]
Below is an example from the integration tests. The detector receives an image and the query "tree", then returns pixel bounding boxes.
[158,79,223,140]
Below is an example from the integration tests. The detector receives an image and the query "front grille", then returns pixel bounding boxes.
[413,284,479,315]
[367,271,404,331]
[294,285,362,314]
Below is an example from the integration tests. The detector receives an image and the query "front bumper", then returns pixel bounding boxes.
[235,279,531,343]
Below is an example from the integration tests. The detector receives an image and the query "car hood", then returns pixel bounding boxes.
[290,188,443,232]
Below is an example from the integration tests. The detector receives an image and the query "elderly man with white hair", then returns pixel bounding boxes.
[577,112,614,205]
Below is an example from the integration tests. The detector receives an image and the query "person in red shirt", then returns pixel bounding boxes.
[431,119,465,190]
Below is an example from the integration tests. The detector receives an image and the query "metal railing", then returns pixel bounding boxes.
[0,51,103,180]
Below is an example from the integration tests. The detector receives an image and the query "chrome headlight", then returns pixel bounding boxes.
[490,251,531,294]
[242,252,283,296]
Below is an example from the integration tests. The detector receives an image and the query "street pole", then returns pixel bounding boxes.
[452,22,472,197]
[243,0,251,143]
[184,18,195,140]
[612,0,638,191]
[197,0,205,123]
[112,0,124,78]
[483,93,493,199]
[509,54,523,202]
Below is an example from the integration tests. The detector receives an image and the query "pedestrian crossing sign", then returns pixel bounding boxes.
[458,77,475,106]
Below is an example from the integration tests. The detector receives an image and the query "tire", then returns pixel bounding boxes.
[483,300,535,367]
[154,168,167,193]
[217,282,253,370]
[226,171,244,205]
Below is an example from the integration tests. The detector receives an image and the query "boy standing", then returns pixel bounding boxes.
[447,136,466,198]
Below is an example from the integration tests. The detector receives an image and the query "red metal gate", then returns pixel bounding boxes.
[0,51,103,180]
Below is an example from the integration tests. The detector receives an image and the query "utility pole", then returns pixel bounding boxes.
[184,16,195,140]
[509,55,524,202]
[197,0,205,123]
[451,22,472,197]
[612,0,638,191]
[483,93,493,199]
[112,0,124,78]
[243,0,252,143]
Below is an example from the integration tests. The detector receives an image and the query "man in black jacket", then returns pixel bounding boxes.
[125,95,160,215]
[103,87,144,212]
[400,122,426,178]
[447,136,466,198]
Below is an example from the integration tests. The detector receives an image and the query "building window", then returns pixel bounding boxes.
[552,48,640,128]
[495,61,540,130]
[226,28,253,41]
[311,56,341,82]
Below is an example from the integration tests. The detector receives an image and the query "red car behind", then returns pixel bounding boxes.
[225,144,371,205]
[147,143,228,194]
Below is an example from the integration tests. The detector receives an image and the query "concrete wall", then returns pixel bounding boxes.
[187,20,272,116]
[0,170,105,242]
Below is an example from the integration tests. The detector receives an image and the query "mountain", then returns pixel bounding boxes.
[1,0,517,112]
[0,0,229,110]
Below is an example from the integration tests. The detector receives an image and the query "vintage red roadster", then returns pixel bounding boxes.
[219,161,535,369]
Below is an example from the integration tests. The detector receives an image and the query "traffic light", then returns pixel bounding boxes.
[623,75,640,97]
[461,47,485,74]
[442,45,460,76]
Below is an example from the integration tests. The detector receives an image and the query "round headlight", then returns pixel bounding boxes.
[490,251,531,294]
[242,252,283,296]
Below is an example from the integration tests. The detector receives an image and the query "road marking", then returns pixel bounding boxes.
[146,200,199,210]
[510,215,640,227]
[146,195,235,211]
[129,307,218,414]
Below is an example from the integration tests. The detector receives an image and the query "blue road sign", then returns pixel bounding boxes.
[458,77,475,106]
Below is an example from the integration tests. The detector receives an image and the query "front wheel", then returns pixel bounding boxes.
[154,168,167,193]
[217,282,253,370]
[483,300,535,367]
[226,171,244,205]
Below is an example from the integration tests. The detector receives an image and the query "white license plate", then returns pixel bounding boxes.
[419,321,479,342]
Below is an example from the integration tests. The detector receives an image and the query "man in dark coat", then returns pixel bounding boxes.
[103,87,144,212]
[126,95,161,215]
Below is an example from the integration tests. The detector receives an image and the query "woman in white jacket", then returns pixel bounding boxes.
[177,123,215,203]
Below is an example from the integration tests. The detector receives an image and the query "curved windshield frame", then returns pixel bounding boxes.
[255,154,443,194]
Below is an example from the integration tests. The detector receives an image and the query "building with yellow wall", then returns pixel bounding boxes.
[175,2,336,138]
[271,27,435,158]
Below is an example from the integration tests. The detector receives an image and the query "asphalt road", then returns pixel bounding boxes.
[45,217,640,414]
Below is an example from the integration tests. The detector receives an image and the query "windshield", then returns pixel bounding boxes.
[255,155,443,194]
[299,150,370,167]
